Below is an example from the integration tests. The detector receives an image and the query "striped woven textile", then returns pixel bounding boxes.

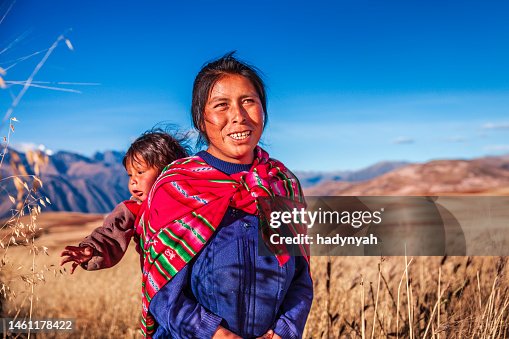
[136,146,307,337]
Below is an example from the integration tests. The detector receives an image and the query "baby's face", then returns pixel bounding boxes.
[125,158,159,202]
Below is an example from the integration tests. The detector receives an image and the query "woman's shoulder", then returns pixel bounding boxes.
[151,153,221,198]
[160,154,208,173]
[147,155,209,216]
[267,156,301,183]
[265,157,305,203]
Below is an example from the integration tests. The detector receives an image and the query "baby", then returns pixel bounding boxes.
[60,130,187,273]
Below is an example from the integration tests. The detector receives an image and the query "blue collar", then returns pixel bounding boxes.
[196,151,252,175]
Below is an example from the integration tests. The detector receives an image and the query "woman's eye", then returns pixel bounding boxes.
[214,103,227,108]
[243,98,254,103]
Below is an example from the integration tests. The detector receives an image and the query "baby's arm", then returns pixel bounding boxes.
[79,201,137,270]
[60,201,137,272]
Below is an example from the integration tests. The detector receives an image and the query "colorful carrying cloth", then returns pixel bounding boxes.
[137,146,308,337]
[124,199,142,216]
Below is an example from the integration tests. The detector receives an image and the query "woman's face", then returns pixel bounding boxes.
[203,74,264,164]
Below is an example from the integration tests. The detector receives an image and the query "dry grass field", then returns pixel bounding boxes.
[308,256,508,338]
[1,212,508,338]
[1,213,140,338]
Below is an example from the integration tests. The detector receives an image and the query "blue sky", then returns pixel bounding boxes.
[1,0,508,171]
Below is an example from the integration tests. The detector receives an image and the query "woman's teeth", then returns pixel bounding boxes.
[229,131,251,140]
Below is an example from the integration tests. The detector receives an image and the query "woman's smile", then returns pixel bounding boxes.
[228,130,252,140]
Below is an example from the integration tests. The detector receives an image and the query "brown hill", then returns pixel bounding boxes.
[0,149,129,217]
[305,156,509,195]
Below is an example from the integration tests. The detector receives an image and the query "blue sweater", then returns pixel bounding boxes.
[149,151,313,339]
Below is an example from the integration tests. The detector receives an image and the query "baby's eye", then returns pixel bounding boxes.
[138,171,144,175]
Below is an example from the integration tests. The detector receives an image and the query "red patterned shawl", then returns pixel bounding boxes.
[137,146,307,337]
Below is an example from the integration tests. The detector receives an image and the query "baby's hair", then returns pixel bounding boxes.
[122,128,189,173]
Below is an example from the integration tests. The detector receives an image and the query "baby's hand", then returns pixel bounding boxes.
[60,245,94,274]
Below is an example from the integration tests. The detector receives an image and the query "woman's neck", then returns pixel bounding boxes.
[197,151,252,175]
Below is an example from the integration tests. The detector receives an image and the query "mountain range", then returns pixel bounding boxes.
[1,149,508,218]
[1,149,128,217]
[304,155,509,195]
[295,161,409,188]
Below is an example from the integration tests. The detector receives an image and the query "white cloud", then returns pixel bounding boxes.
[392,137,415,145]
[11,142,53,155]
[484,145,509,152]
[482,122,509,130]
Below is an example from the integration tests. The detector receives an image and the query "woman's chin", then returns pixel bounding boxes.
[230,144,259,161]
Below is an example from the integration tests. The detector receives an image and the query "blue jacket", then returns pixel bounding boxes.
[149,152,313,339]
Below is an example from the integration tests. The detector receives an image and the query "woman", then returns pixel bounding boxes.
[138,53,313,339]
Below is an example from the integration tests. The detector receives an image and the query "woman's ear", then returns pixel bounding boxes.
[199,121,206,135]
[198,122,208,144]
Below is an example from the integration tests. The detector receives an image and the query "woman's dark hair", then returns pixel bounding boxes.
[191,51,268,144]
[122,128,188,172]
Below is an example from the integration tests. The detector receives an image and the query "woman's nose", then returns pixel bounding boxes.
[230,102,247,123]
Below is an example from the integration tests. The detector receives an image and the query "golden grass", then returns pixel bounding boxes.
[3,244,140,339]
[1,213,508,338]
[307,256,509,338]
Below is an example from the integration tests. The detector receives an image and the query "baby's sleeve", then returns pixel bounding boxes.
[79,201,136,270]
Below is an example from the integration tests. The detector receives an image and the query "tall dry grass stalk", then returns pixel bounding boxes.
[0,119,53,338]
[369,262,381,339]
[0,2,77,335]
[305,256,509,338]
